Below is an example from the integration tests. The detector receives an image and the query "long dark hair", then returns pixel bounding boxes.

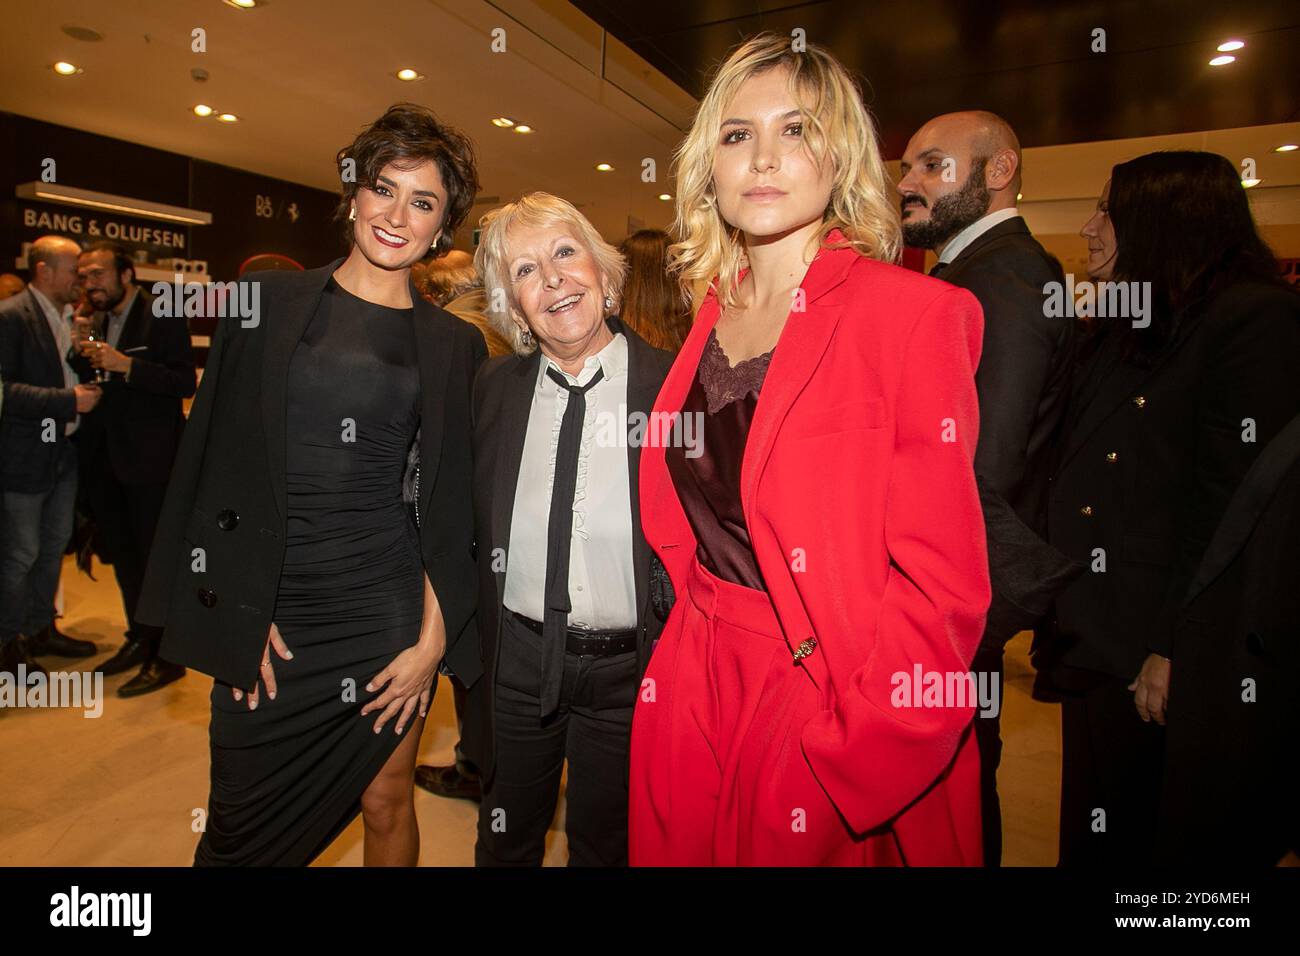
[618,229,692,351]
[1104,150,1291,363]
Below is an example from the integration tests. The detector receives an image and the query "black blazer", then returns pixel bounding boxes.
[135,261,486,690]
[1038,280,1300,683]
[464,317,672,784]
[69,287,197,485]
[1158,409,1300,864]
[940,216,1077,523]
[0,289,78,493]
[938,216,1082,643]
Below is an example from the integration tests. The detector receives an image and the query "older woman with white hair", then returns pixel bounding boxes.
[459,191,673,866]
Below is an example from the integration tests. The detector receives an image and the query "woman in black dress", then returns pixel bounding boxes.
[137,104,485,865]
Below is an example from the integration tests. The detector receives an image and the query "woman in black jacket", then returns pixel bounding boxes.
[1036,150,1300,865]
[462,193,672,866]
[136,104,486,865]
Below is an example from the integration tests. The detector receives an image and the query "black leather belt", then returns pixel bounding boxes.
[510,611,638,657]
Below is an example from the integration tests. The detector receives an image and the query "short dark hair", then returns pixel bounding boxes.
[82,240,135,283]
[335,103,480,259]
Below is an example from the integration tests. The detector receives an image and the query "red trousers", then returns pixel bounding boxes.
[629,558,905,866]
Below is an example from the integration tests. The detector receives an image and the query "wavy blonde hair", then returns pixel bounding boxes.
[669,32,901,308]
[475,192,627,355]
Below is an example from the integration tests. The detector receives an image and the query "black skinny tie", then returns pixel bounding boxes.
[539,363,604,717]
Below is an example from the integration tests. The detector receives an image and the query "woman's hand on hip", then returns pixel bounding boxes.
[232,622,293,710]
[360,629,444,735]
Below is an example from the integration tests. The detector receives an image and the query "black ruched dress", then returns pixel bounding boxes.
[197,276,424,866]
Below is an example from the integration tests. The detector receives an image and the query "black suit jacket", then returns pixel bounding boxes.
[938,216,1082,643]
[0,289,78,493]
[69,287,197,485]
[135,261,486,689]
[464,317,672,784]
[1038,280,1300,684]
[1158,409,1300,864]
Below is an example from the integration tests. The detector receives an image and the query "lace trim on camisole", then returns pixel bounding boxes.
[699,328,773,414]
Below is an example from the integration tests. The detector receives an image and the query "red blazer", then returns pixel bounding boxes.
[641,231,991,864]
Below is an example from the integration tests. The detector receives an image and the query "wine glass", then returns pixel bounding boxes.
[83,319,110,384]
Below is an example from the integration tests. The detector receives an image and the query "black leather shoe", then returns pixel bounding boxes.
[28,621,97,658]
[97,638,151,675]
[414,763,482,802]
[118,659,187,698]
[1,635,48,679]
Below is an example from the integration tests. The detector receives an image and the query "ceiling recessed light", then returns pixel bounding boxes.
[1274,144,1298,152]
[1209,55,1236,66]
[1241,178,1262,188]
[491,117,515,128]
[223,0,259,9]
[595,163,614,172]
[395,68,422,81]
[52,61,81,76]
[193,104,214,117]
[512,125,532,134]
[658,193,672,201]
[217,112,239,123]
[1217,40,1245,52]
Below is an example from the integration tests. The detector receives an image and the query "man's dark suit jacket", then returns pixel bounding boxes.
[0,289,78,493]
[463,317,672,786]
[136,261,486,690]
[68,287,197,485]
[935,215,1082,642]
[1158,408,1300,865]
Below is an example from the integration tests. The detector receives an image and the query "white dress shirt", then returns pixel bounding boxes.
[28,285,79,436]
[938,207,1022,265]
[503,331,638,630]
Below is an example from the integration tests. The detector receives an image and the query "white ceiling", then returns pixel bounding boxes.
[0,0,694,244]
[4,0,1298,266]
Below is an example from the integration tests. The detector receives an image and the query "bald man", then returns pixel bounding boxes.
[1,236,103,677]
[899,112,1080,866]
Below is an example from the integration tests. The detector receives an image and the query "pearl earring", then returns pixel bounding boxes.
[348,206,357,222]
[603,294,613,310]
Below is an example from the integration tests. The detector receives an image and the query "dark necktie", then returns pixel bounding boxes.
[539,363,604,717]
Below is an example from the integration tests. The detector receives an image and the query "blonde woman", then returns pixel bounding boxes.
[629,34,991,865]
[467,193,672,865]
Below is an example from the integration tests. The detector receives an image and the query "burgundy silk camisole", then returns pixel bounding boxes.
[665,327,774,592]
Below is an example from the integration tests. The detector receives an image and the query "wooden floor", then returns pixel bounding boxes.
[0,555,1060,866]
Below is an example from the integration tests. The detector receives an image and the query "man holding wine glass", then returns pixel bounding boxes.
[72,241,197,698]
